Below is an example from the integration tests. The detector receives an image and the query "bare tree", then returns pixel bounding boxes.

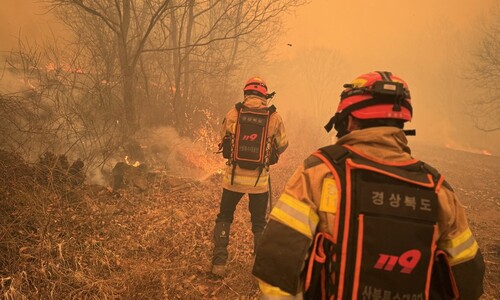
[45,0,306,138]
[0,39,122,171]
[47,0,177,136]
[467,3,500,132]
[145,0,307,133]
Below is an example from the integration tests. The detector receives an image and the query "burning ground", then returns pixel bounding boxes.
[0,142,498,299]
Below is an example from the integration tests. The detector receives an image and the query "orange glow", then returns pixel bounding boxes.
[482,150,492,156]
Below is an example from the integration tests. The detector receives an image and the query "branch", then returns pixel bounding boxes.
[49,0,121,34]
[131,0,173,68]
[143,0,295,53]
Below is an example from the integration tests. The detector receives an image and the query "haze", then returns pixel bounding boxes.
[1,0,499,155]
[267,0,499,155]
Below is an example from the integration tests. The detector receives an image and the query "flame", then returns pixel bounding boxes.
[482,150,492,156]
[46,62,56,72]
[125,156,141,167]
[445,143,493,156]
[45,62,85,74]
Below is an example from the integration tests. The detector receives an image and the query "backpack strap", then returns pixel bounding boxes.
[421,161,454,192]
[306,145,351,299]
[237,102,276,113]
[235,102,244,111]
[254,166,264,187]
[254,105,276,187]
[318,144,351,165]
[230,102,243,185]
[230,163,236,185]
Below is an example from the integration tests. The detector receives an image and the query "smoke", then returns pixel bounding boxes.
[266,0,500,156]
[139,126,224,180]
[87,168,109,187]
[0,0,68,53]
[2,0,498,161]
[82,126,224,186]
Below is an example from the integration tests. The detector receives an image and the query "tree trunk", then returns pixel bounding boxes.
[183,0,195,106]
[219,1,243,113]
[117,0,138,135]
[170,6,183,130]
[123,66,137,134]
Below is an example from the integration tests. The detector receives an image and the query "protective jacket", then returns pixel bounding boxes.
[253,127,485,299]
[221,95,288,194]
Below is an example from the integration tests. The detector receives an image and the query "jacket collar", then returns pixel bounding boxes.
[243,96,267,108]
[336,127,413,161]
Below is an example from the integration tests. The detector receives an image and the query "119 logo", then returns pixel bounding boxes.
[242,133,258,141]
[374,249,421,274]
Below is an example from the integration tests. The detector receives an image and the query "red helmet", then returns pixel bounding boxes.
[325,71,413,135]
[243,76,268,98]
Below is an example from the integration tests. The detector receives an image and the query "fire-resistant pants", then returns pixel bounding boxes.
[212,188,269,265]
[215,188,269,234]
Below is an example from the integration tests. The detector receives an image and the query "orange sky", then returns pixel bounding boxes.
[267,0,499,152]
[2,0,496,58]
[2,0,496,68]
[275,0,496,67]
[1,0,54,51]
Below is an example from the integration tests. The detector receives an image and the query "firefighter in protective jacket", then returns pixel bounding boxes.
[211,76,288,277]
[252,71,485,299]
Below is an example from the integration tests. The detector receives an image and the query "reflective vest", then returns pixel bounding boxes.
[305,144,458,300]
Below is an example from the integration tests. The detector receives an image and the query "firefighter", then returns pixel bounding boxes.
[252,71,485,299]
[211,76,288,277]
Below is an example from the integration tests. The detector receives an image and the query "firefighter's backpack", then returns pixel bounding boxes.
[304,145,458,300]
[223,102,277,185]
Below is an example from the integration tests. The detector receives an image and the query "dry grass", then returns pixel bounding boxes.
[0,149,260,299]
[1,146,498,299]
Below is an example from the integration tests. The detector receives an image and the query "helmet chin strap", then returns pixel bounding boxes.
[324,114,338,133]
[334,115,350,138]
[323,112,351,137]
[403,129,416,136]
[266,91,276,99]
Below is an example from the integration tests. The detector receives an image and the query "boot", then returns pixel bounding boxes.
[253,231,264,255]
[211,222,230,277]
[211,264,227,277]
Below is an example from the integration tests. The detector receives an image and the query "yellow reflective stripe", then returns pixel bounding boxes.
[271,194,319,238]
[439,228,473,249]
[319,178,337,213]
[447,241,479,265]
[275,133,287,144]
[223,173,268,187]
[439,228,479,265]
[258,280,294,298]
